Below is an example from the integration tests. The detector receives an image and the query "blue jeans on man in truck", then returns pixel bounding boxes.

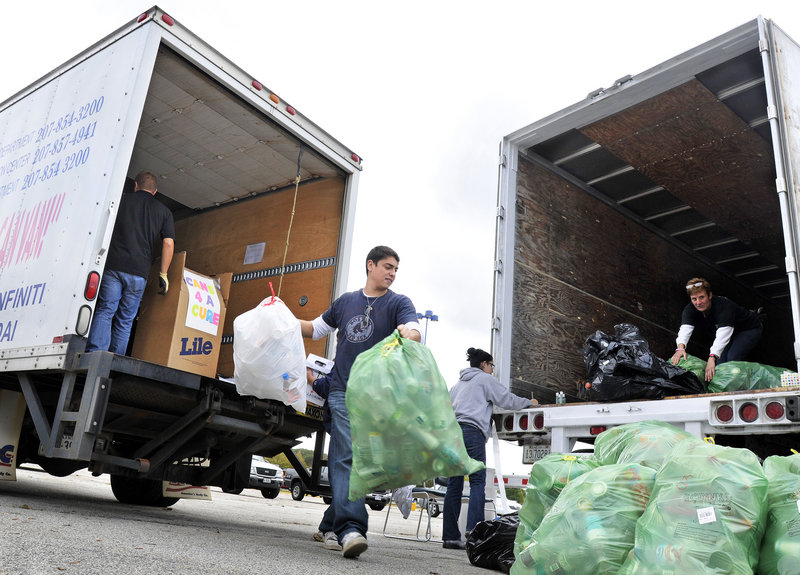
[86,269,147,355]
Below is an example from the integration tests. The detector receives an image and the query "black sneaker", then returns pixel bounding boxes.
[442,540,466,550]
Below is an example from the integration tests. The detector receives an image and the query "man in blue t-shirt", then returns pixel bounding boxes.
[300,245,421,559]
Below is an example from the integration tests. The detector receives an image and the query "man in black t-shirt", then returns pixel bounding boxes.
[86,171,175,355]
[669,277,762,381]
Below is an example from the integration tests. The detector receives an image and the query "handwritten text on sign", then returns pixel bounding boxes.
[183,270,221,336]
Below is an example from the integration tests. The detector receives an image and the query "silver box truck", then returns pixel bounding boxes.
[491,17,800,460]
[0,6,354,504]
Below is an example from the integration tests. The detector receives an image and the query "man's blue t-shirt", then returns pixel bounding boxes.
[322,289,418,393]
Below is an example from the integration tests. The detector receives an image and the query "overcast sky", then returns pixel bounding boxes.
[4,0,800,474]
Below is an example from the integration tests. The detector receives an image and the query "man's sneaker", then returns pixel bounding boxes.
[323,531,342,551]
[341,531,368,558]
[313,530,324,542]
[442,540,466,550]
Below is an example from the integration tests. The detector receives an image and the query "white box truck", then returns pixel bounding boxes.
[0,7,353,504]
[491,17,800,461]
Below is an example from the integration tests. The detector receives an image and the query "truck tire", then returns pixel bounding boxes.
[368,500,386,511]
[428,500,440,517]
[323,496,332,505]
[261,488,280,499]
[291,480,305,501]
[37,457,87,477]
[110,474,180,507]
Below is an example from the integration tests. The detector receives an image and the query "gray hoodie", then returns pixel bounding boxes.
[449,367,532,440]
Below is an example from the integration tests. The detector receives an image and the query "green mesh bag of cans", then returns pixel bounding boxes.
[594,420,698,470]
[674,354,788,393]
[346,331,484,501]
[617,440,768,575]
[757,452,800,575]
[511,453,601,563]
[513,463,656,575]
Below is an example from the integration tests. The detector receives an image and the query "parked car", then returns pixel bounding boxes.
[224,455,283,499]
[249,455,283,499]
[282,462,389,510]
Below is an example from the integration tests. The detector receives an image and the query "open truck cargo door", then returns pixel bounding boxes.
[764,18,800,370]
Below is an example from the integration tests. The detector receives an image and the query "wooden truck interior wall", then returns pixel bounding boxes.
[512,52,794,400]
[121,44,348,379]
[174,178,344,377]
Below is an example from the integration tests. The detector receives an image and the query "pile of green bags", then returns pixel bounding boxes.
[512,453,601,563]
[618,439,768,574]
[515,463,656,575]
[676,354,789,393]
[594,419,695,470]
[512,422,779,575]
[346,331,483,501]
[757,452,800,575]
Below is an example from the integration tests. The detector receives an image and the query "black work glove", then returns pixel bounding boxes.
[158,272,169,295]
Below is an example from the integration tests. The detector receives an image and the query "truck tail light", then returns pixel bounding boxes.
[76,305,92,335]
[787,397,800,422]
[533,413,544,430]
[519,415,528,430]
[739,402,759,423]
[715,404,734,422]
[84,271,100,300]
[503,415,514,431]
[589,426,607,436]
[765,401,784,420]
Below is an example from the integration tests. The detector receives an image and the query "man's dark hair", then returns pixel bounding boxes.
[466,347,493,368]
[135,171,158,193]
[365,245,399,275]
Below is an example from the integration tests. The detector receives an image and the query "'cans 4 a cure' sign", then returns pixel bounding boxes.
[183,270,221,336]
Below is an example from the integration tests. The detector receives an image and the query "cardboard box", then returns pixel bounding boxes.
[132,252,232,377]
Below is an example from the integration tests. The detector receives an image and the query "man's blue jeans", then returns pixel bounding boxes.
[443,422,487,541]
[327,390,368,541]
[86,269,147,355]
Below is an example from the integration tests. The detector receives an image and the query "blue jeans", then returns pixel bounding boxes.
[442,422,487,541]
[719,324,763,363]
[86,269,147,355]
[327,390,368,541]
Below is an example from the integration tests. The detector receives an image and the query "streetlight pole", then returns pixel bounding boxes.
[416,309,438,345]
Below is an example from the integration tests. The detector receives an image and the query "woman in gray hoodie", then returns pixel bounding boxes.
[441,347,536,549]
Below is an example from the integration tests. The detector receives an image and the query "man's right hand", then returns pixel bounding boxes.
[158,272,169,295]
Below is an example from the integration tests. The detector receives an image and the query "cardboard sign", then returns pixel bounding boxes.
[183,269,222,336]
[163,482,212,500]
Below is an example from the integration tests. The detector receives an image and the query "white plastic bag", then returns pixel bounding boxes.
[232,295,306,412]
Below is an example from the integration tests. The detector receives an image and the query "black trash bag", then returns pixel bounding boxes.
[466,513,519,573]
[582,323,704,402]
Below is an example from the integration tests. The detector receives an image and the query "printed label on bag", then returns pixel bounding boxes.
[697,506,716,524]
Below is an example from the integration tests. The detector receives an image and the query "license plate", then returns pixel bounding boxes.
[522,445,550,464]
[304,404,325,421]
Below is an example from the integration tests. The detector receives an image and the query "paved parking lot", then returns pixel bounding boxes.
[1,466,490,575]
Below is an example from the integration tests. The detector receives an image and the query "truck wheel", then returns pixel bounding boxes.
[368,500,386,511]
[37,457,87,477]
[428,500,440,517]
[323,496,332,505]
[110,474,180,507]
[291,481,305,501]
[261,488,280,499]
